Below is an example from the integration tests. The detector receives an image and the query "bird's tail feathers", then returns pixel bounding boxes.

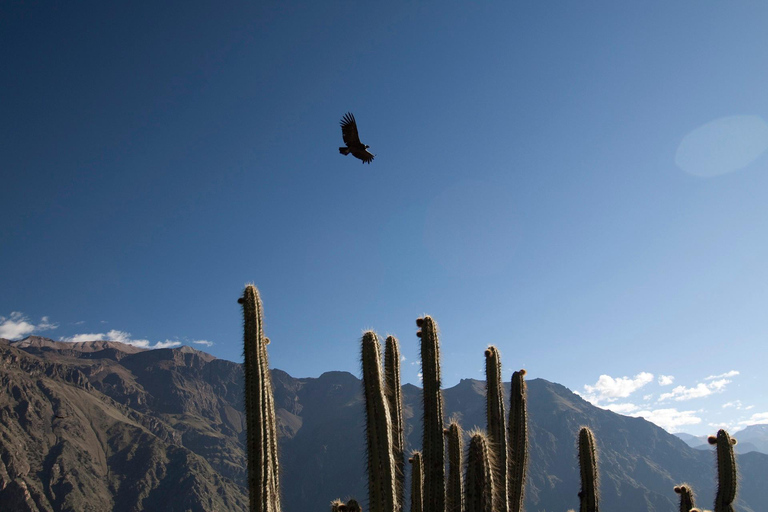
[339,147,350,155]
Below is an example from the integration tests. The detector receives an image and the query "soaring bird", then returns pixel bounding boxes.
[339,112,374,164]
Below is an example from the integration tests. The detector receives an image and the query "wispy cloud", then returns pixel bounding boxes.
[581,372,654,404]
[0,312,59,340]
[602,402,640,414]
[722,400,743,409]
[738,412,768,426]
[192,340,214,348]
[705,370,739,380]
[658,377,734,402]
[658,375,675,386]
[630,408,702,433]
[60,329,181,349]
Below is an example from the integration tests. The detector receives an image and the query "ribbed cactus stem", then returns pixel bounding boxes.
[239,285,281,512]
[417,316,446,512]
[578,426,599,512]
[708,429,737,512]
[409,452,424,512]
[385,335,406,510]
[445,420,464,512]
[674,484,696,512]
[465,430,495,512]
[485,346,508,512]
[508,369,528,512]
[332,499,362,512]
[361,331,398,512]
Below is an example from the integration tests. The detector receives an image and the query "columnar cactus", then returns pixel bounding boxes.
[331,499,362,512]
[708,429,737,512]
[578,427,599,512]
[385,335,406,509]
[508,369,528,512]
[416,316,446,512]
[361,331,398,512]
[409,452,424,512]
[465,430,495,512]
[238,285,281,512]
[674,484,696,512]
[444,420,464,512]
[484,346,508,512]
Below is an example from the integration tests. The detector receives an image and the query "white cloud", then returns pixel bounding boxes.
[582,372,654,404]
[643,394,654,401]
[705,370,739,380]
[738,412,768,426]
[658,379,733,402]
[0,312,59,340]
[722,400,743,409]
[602,402,640,414]
[658,375,675,386]
[192,340,214,347]
[629,408,702,433]
[61,329,181,349]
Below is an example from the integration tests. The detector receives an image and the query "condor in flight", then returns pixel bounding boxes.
[339,112,375,164]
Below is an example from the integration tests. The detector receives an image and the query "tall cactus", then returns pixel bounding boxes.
[409,452,424,512]
[445,420,464,512]
[361,331,398,512]
[385,335,406,509]
[485,346,508,512]
[465,430,495,512]
[416,316,446,512]
[508,369,528,512]
[708,429,737,512]
[674,484,696,512]
[578,427,599,512]
[238,285,281,512]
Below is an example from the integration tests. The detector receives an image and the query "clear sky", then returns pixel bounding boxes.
[2,2,768,436]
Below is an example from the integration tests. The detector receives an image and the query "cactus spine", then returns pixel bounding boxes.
[445,420,464,512]
[578,427,599,512]
[465,430,495,512]
[409,452,424,512]
[485,346,508,512]
[385,335,406,510]
[361,331,398,512]
[239,285,281,512]
[674,484,696,512]
[416,316,446,512]
[508,369,528,512]
[708,429,737,512]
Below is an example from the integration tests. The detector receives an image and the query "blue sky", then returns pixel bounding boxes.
[2,1,768,435]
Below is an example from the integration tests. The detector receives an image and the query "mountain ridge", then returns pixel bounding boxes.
[1,336,766,511]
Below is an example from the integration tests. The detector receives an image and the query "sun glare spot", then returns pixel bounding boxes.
[675,115,768,177]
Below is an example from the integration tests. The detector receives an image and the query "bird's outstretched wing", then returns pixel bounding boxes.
[351,147,375,164]
[340,112,362,146]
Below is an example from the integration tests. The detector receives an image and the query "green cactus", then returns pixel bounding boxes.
[361,331,398,512]
[578,427,599,512]
[465,430,495,512]
[484,346,508,512]
[238,285,281,512]
[416,316,446,512]
[674,484,696,512]
[508,369,528,512]
[708,429,737,512]
[409,451,424,512]
[444,420,464,512]
[385,335,405,510]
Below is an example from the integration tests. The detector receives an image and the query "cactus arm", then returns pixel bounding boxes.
[385,335,406,510]
[445,420,464,512]
[708,429,737,512]
[465,430,495,512]
[361,331,398,512]
[508,369,528,512]
[578,427,599,512]
[674,484,697,512]
[239,285,281,512]
[417,316,446,512]
[485,346,508,512]
[409,452,424,512]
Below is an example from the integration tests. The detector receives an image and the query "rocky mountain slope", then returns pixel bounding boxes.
[1,336,766,511]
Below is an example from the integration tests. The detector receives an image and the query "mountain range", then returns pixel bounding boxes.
[1,336,766,511]
[676,424,768,455]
